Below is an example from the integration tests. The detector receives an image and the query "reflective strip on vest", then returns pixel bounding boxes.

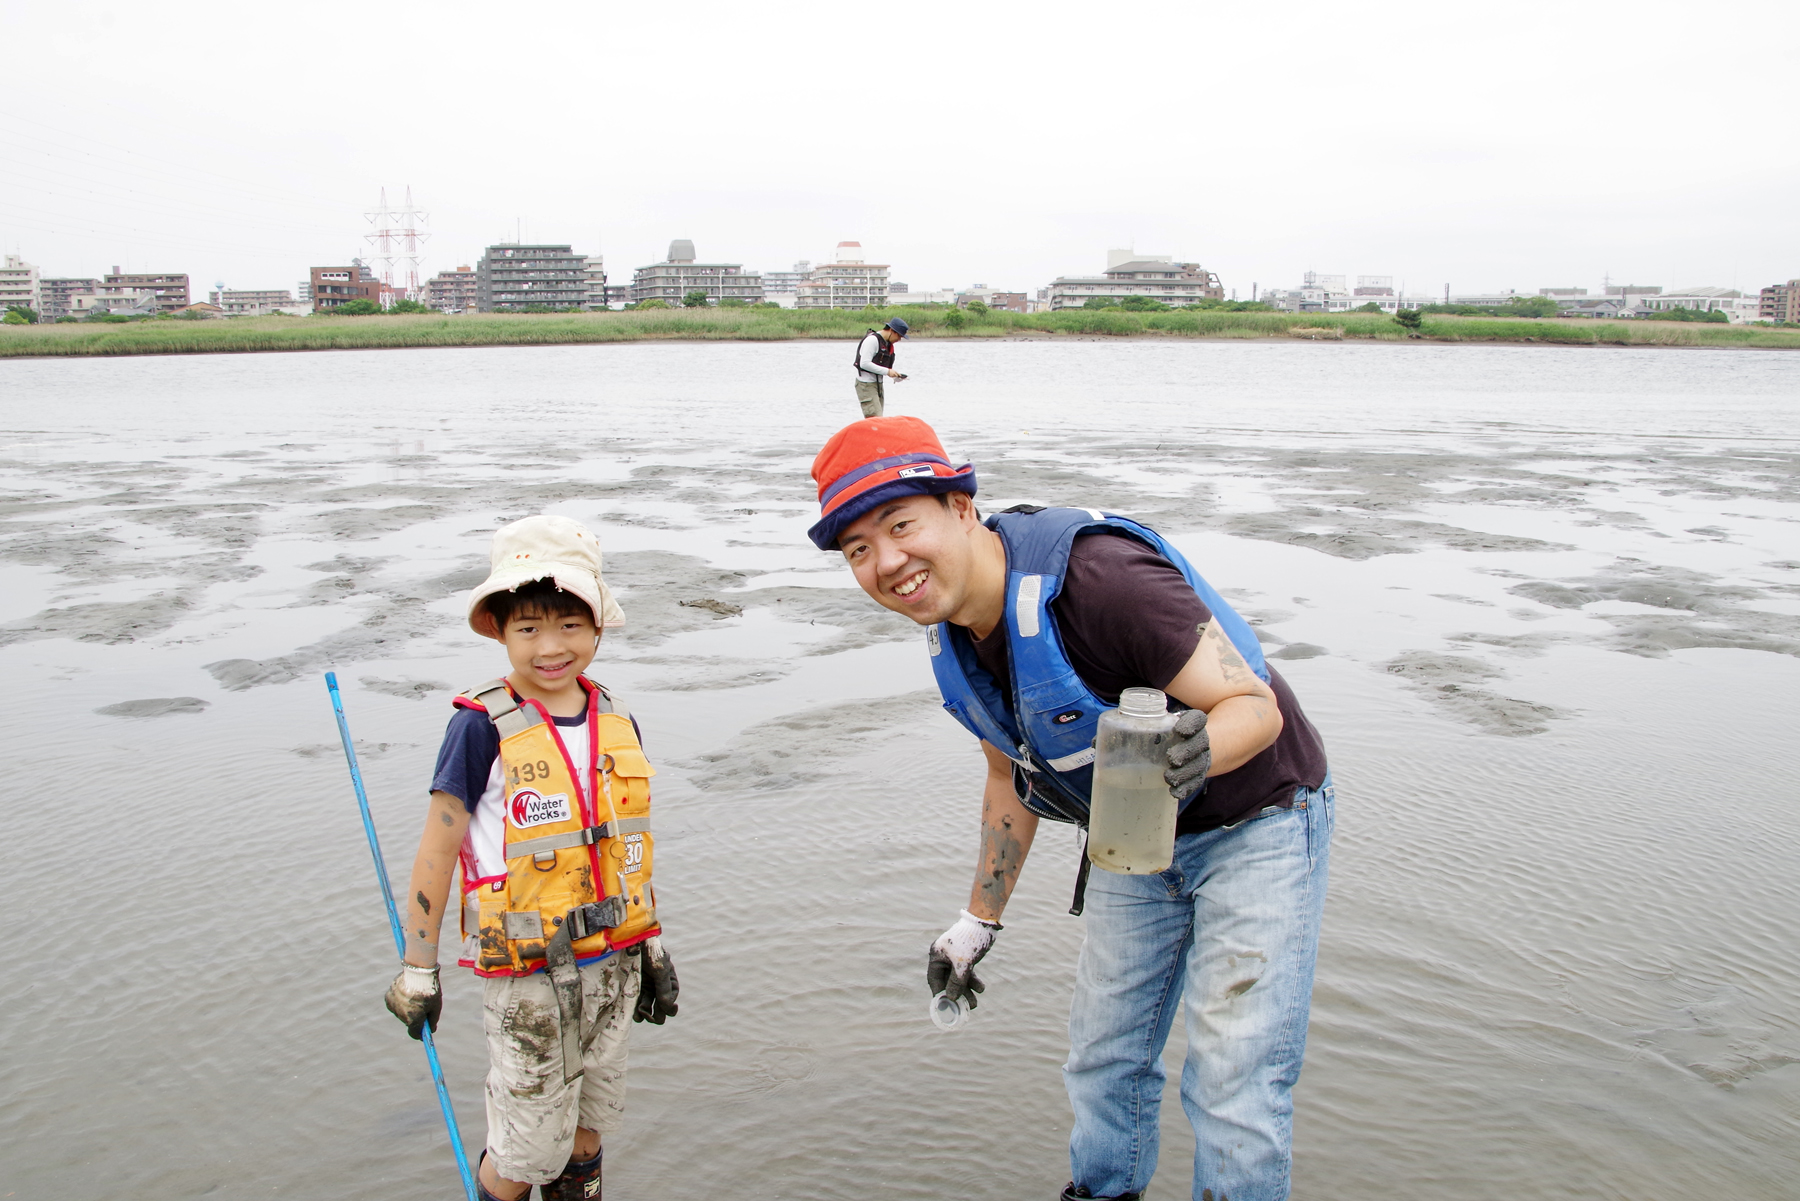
[506,816,653,861]
[1015,575,1043,638]
[928,507,1269,825]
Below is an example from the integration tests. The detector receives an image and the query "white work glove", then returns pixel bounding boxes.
[384,963,442,1040]
[927,910,1001,1008]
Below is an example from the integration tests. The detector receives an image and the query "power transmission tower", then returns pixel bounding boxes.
[365,187,431,304]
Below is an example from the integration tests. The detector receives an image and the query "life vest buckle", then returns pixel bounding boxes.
[532,850,557,870]
[566,896,628,940]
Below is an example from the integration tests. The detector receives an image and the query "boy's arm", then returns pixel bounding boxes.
[402,791,472,967]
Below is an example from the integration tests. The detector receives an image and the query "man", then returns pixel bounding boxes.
[852,317,908,417]
[806,417,1332,1201]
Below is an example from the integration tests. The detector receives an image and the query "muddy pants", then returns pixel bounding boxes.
[1065,776,1334,1201]
[855,379,885,418]
[482,951,640,1185]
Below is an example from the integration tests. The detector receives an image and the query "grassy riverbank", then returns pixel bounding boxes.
[4,306,1798,358]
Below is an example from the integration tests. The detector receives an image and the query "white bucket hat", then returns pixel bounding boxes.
[467,514,626,638]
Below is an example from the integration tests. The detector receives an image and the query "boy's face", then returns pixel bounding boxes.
[500,608,599,696]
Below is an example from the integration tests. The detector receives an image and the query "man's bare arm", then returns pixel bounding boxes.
[967,741,1041,923]
[401,791,471,966]
[1163,621,1284,775]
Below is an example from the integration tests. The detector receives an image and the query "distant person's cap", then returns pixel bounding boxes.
[807,416,976,550]
[885,317,910,336]
[468,514,626,637]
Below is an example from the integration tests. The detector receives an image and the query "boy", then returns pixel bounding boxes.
[384,514,679,1201]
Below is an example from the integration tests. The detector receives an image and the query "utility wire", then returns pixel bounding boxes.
[0,122,367,214]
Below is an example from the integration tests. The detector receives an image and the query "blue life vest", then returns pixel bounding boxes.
[928,507,1269,826]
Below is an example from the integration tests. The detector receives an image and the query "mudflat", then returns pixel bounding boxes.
[1,339,1795,1199]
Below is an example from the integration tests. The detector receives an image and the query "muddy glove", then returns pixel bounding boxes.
[1163,708,1212,806]
[927,910,1001,1008]
[384,963,442,1040]
[634,936,679,1024]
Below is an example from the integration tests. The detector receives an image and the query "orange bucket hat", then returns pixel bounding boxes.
[807,416,977,549]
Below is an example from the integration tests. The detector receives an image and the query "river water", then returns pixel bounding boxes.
[1,340,1796,1199]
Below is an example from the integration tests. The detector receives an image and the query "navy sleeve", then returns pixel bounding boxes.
[430,707,500,813]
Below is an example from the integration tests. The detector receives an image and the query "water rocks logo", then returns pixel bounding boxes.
[509,789,572,828]
[1054,710,1084,725]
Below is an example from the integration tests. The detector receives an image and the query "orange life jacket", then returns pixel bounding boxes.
[453,677,659,978]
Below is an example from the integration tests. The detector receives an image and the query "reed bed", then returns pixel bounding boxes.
[3,307,1796,358]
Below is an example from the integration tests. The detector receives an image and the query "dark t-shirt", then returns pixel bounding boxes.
[968,531,1327,831]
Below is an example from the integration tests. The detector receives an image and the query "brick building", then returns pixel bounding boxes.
[310,266,383,312]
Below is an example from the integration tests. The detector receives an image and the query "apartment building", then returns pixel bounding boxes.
[1047,250,1224,309]
[796,243,888,309]
[1760,280,1798,323]
[1,255,41,315]
[476,244,589,311]
[310,265,383,312]
[427,266,478,312]
[584,256,607,310]
[208,289,304,316]
[101,267,190,313]
[632,240,764,306]
[38,277,100,320]
[763,261,812,298]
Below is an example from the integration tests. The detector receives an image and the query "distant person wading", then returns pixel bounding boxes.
[853,318,909,417]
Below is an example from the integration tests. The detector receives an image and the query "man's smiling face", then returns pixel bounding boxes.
[838,492,982,627]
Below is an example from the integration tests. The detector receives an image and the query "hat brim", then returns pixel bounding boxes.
[807,470,976,551]
[467,565,625,638]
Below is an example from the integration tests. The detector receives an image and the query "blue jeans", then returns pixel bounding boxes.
[1065,776,1334,1201]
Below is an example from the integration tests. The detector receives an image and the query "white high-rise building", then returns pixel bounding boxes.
[1,254,41,317]
[797,242,890,309]
[757,261,811,309]
[584,256,607,310]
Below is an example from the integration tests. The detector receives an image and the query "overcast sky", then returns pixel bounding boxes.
[3,1,1794,300]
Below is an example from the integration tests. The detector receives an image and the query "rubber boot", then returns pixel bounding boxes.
[541,1147,602,1201]
[475,1149,523,1201]
[1060,1185,1142,1201]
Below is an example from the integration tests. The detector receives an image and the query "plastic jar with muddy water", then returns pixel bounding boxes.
[1087,687,1180,874]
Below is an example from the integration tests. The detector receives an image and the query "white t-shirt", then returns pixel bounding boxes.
[855,330,889,383]
[464,718,593,881]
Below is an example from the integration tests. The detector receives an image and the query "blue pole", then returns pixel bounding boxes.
[327,672,480,1201]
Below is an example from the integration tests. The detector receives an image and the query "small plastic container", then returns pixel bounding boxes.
[928,991,969,1031]
[1087,687,1181,874]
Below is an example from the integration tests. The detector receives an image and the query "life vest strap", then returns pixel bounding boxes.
[507,816,651,862]
[471,680,540,738]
